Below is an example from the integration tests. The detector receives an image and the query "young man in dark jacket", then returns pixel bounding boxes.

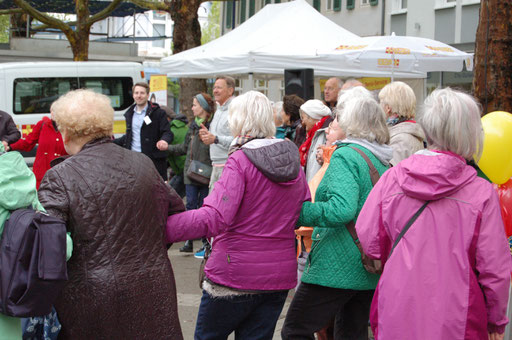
[114,82,173,180]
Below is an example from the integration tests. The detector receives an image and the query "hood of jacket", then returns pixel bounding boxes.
[340,137,394,167]
[395,149,476,201]
[389,121,426,141]
[171,114,188,127]
[242,139,300,183]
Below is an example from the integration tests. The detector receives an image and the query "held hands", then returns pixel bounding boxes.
[316,145,325,166]
[1,141,9,151]
[199,124,215,145]
[488,333,504,340]
[156,140,169,151]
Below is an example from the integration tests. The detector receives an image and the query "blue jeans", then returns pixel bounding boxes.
[169,174,186,198]
[195,290,288,340]
[185,184,209,211]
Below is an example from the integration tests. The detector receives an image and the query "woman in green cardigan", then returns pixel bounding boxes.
[282,89,393,340]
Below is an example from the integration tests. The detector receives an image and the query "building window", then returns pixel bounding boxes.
[240,0,247,23]
[313,0,321,11]
[333,0,341,11]
[326,0,332,11]
[370,0,378,5]
[249,0,256,17]
[361,0,369,5]
[254,79,268,96]
[347,0,355,10]
[152,23,165,48]
[394,0,407,10]
[225,1,233,29]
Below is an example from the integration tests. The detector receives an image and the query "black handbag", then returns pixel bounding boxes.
[186,160,212,186]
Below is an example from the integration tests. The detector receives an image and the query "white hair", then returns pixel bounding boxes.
[419,87,483,161]
[338,96,390,145]
[336,86,374,118]
[272,101,284,125]
[378,81,417,119]
[229,91,276,138]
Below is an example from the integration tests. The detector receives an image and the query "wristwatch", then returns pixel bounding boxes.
[214,136,219,144]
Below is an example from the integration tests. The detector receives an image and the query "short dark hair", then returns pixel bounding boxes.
[215,76,236,89]
[132,82,150,94]
[282,94,304,123]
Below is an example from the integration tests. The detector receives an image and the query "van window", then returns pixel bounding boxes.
[13,78,78,114]
[78,77,134,111]
[13,77,134,114]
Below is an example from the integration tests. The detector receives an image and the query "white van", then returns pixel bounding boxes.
[0,61,144,140]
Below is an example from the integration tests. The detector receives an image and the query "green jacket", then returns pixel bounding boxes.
[0,144,43,339]
[299,143,390,290]
[167,114,189,175]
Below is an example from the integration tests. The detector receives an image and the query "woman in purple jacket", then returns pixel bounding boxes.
[167,91,310,339]
[356,88,511,340]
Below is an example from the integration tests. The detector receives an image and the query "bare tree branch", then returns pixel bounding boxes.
[128,0,169,11]
[87,0,124,26]
[0,9,24,15]
[12,0,73,35]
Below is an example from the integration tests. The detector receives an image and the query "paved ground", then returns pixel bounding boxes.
[169,241,292,339]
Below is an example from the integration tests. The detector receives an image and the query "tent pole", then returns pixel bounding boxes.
[391,53,395,82]
[248,72,254,91]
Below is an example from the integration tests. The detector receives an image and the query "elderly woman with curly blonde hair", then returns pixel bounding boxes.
[38,89,185,340]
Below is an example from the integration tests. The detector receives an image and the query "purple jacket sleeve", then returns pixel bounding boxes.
[355,174,386,260]
[476,188,511,334]
[166,155,245,243]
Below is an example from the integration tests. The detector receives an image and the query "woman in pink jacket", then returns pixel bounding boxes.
[356,88,511,340]
[166,91,310,339]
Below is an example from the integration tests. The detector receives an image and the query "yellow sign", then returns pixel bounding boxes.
[113,120,127,135]
[359,77,391,91]
[149,75,167,92]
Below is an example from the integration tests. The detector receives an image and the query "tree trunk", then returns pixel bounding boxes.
[473,1,512,114]
[69,30,90,61]
[169,0,207,121]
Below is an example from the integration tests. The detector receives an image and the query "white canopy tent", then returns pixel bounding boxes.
[160,0,426,79]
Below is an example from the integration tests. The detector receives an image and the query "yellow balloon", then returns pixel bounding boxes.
[478,111,512,184]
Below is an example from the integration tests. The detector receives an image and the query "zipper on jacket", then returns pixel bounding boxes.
[227,254,230,263]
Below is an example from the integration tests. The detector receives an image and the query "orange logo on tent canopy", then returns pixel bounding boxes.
[336,45,367,50]
[385,47,410,55]
[378,59,400,67]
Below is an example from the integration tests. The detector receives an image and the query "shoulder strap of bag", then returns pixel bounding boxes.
[345,145,381,243]
[387,200,430,259]
[347,146,380,186]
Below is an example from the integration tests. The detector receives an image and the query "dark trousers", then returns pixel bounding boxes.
[195,290,288,340]
[281,282,374,340]
[185,184,209,211]
[152,157,168,181]
[169,174,186,198]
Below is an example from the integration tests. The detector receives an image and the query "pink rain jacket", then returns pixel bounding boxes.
[356,150,511,340]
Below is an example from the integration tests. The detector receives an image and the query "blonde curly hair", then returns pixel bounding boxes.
[52,89,114,140]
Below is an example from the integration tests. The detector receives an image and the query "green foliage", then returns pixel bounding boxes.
[201,1,220,45]
[0,15,9,43]
[168,79,180,97]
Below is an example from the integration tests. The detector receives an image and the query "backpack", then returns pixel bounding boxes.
[0,208,68,317]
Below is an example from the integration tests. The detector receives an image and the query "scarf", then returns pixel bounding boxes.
[195,116,206,127]
[228,135,261,156]
[299,116,330,167]
[386,114,410,126]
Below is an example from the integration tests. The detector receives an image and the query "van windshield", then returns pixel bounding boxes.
[13,77,134,114]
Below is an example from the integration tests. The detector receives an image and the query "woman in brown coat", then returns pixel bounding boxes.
[38,89,185,340]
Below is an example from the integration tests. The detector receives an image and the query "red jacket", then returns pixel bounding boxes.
[10,116,67,189]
